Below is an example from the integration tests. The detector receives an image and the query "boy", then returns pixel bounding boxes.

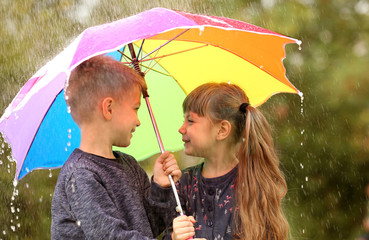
[51,55,180,239]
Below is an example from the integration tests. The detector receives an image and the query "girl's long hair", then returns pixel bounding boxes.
[183,82,289,240]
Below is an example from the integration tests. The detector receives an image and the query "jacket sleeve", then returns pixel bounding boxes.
[66,168,156,240]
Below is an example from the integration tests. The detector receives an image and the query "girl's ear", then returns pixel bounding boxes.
[216,120,232,140]
[102,97,114,120]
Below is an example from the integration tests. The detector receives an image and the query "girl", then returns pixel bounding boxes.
[167,83,289,240]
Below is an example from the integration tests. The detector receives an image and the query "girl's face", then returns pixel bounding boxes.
[178,111,219,158]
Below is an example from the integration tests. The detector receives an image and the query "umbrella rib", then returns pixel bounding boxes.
[143,54,164,75]
[140,64,171,77]
[117,49,132,62]
[139,28,190,61]
[137,39,145,59]
[139,44,208,63]
[120,44,208,65]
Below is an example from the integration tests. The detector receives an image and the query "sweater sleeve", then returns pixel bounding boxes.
[134,165,176,237]
[66,168,156,240]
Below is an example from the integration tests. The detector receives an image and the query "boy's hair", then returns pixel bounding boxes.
[183,82,289,240]
[65,55,147,125]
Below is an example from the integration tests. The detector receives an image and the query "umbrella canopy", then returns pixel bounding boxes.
[0,7,301,180]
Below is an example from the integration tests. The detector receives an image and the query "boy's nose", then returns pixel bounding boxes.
[136,118,141,127]
[178,124,186,135]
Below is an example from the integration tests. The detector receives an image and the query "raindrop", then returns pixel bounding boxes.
[300,163,304,169]
[68,133,72,139]
[0,160,2,165]
[199,25,205,36]
[49,169,52,178]
[301,185,304,189]
[39,196,43,203]
[296,40,302,50]
[2,230,6,235]
[13,179,18,188]
[10,207,15,213]
[67,106,71,113]
[305,176,309,182]
[67,141,71,147]
[10,226,15,232]
[17,223,20,228]
[26,183,29,188]
[65,147,68,152]
[76,220,81,226]
[26,167,29,173]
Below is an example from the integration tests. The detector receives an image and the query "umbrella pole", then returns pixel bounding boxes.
[128,43,184,216]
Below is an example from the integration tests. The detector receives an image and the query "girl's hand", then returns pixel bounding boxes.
[171,215,196,240]
[153,151,182,188]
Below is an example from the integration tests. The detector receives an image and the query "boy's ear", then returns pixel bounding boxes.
[216,120,232,141]
[102,97,114,120]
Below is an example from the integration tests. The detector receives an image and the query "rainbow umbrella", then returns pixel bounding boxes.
[0,7,301,183]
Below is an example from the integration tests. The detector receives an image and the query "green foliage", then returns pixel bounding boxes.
[1,0,369,239]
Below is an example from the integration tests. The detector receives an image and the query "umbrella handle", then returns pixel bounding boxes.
[144,97,185,216]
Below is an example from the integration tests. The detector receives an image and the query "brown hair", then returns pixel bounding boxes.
[183,82,289,240]
[65,55,147,125]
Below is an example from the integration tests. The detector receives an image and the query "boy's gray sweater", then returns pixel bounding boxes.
[51,148,173,240]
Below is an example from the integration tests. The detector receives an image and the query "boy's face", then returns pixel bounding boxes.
[111,86,142,147]
[178,111,219,158]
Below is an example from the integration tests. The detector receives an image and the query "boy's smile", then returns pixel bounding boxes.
[111,87,142,148]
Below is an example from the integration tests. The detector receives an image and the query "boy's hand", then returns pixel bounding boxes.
[171,215,199,240]
[153,151,181,188]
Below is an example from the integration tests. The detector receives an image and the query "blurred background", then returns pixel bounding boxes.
[1,0,369,239]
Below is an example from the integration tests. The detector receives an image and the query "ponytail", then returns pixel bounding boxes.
[234,105,289,240]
